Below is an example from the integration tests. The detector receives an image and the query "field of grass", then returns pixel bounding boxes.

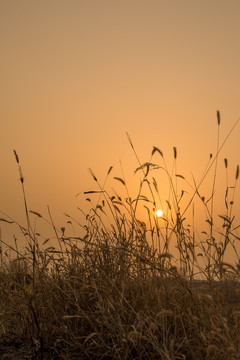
[0,112,240,359]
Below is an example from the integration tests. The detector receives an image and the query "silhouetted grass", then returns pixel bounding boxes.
[0,112,240,359]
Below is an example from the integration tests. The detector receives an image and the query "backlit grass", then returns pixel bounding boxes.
[0,112,240,359]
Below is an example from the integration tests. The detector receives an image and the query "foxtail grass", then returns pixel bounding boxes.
[0,112,240,359]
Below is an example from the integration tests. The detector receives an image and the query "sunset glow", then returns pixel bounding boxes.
[1,3,240,356]
[0,0,240,258]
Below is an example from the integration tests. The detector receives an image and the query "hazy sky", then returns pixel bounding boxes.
[1,1,240,252]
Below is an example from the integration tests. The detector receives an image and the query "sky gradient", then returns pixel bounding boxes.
[1,1,240,257]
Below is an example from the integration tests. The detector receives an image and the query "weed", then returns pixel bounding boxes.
[0,112,240,359]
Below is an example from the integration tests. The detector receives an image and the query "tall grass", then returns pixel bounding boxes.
[0,112,240,359]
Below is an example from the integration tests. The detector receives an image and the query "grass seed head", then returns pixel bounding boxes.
[217,110,221,126]
[19,166,24,183]
[236,165,239,180]
[88,168,98,182]
[173,146,177,159]
[224,158,228,168]
[13,149,19,163]
[152,146,163,158]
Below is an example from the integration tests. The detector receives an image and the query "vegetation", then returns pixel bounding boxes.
[0,112,240,359]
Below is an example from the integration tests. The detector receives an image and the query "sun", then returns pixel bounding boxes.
[156,209,163,218]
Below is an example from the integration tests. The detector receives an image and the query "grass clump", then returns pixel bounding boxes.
[0,112,240,359]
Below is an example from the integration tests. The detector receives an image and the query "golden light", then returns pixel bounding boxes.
[156,209,163,218]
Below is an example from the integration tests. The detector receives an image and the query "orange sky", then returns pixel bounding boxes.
[1,1,240,260]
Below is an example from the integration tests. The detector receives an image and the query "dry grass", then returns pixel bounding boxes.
[0,112,240,359]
